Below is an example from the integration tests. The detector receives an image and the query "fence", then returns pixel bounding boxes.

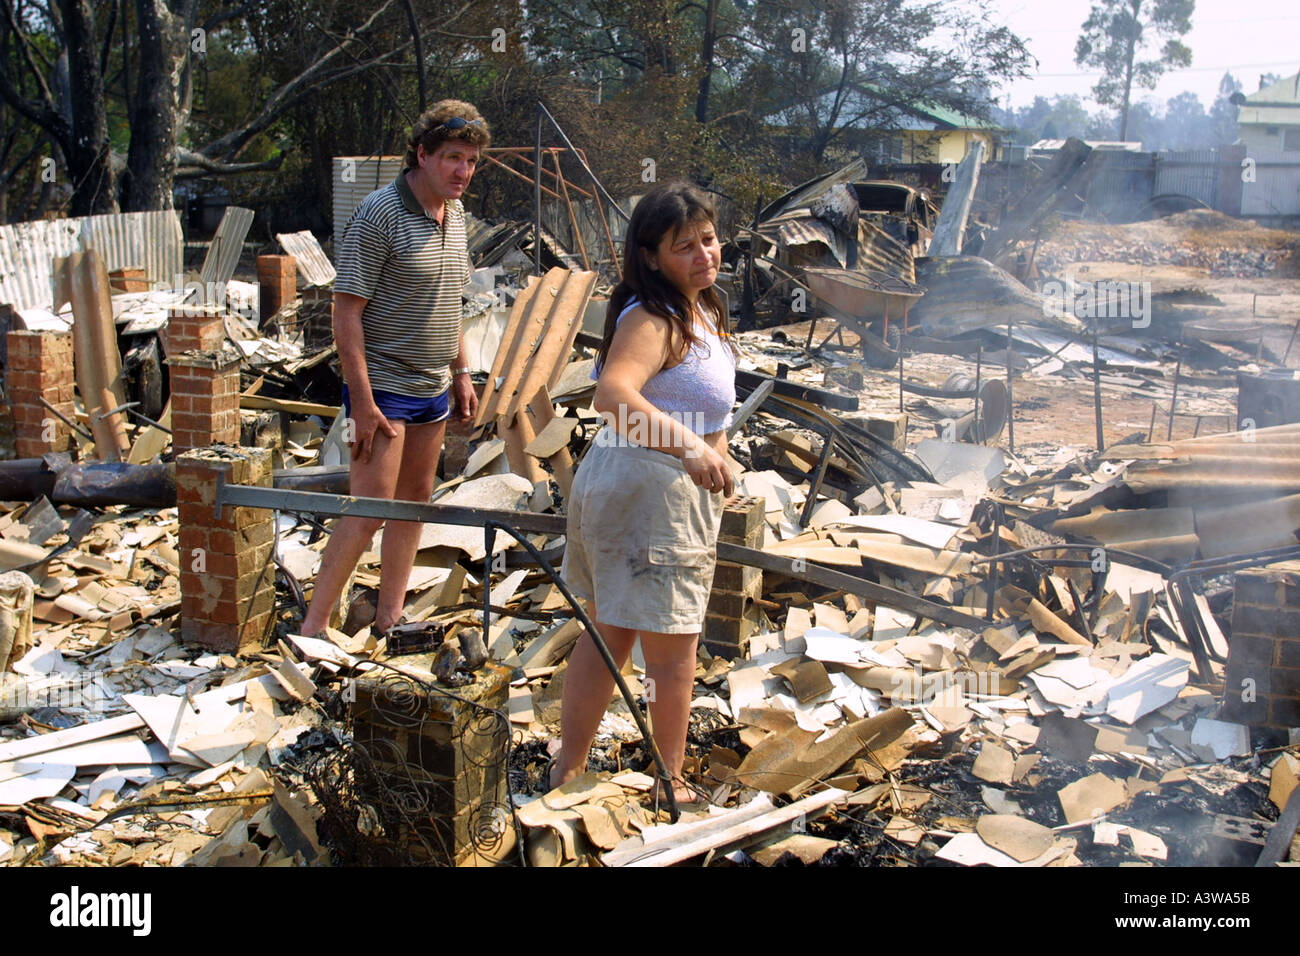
[958,145,1300,227]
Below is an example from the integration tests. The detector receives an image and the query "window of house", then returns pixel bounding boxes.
[1284,128,1300,151]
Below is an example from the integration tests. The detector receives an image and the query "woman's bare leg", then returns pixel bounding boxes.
[640,631,699,802]
[550,602,638,788]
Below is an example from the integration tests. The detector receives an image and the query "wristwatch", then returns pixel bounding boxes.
[451,366,472,376]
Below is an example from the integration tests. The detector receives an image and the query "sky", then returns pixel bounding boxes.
[981,0,1300,112]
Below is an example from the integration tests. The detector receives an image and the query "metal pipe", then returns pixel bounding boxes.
[481,152,565,201]
[552,151,590,271]
[799,434,837,528]
[535,102,629,221]
[38,396,94,442]
[1167,327,1184,441]
[985,505,1000,622]
[1005,318,1015,455]
[973,346,983,444]
[1092,322,1104,451]
[898,339,905,414]
[534,105,543,276]
[970,543,1172,575]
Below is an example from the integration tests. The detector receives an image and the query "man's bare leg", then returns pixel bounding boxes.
[374,419,448,632]
[299,423,406,634]
[550,603,638,788]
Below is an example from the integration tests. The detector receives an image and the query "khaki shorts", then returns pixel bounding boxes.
[562,431,724,634]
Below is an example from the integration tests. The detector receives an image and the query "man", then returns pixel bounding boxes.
[300,101,490,636]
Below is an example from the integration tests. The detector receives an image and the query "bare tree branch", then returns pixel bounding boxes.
[199,0,403,160]
[175,145,282,177]
[1,0,60,109]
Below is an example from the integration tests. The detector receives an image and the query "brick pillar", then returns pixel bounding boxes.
[704,495,765,660]
[1222,561,1300,729]
[257,255,297,319]
[168,352,241,454]
[6,330,75,458]
[176,446,276,654]
[166,304,226,355]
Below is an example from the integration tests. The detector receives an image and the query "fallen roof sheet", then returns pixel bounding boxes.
[200,206,255,287]
[276,230,337,288]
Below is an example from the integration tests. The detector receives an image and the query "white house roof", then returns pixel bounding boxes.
[1238,73,1300,127]
[1029,139,1144,152]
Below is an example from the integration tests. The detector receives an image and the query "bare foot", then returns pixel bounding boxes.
[655,778,708,808]
[547,756,582,792]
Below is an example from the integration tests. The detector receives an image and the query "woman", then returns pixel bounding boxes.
[550,181,737,806]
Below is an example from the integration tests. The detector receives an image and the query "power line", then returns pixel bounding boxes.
[1017,15,1300,34]
[1031,61,1298,77]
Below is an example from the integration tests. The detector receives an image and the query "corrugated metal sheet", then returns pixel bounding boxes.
[276,230,336,287]
[858,219,916,281]
[1240,148,1300,218]
[1114,423,1300,493]
[760,210,916,283]
[332,156,404,237]
[0,210,182,311]
[761,214,847,266]
[463,210,495,251]
[1153,150,1220,206]
[1083,151,1155,223]
[200,206,254,286]
[760,158,869,221]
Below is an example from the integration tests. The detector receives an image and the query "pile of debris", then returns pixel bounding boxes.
[1036,211,1299,280]
[3,289,1296,867]
[1,137,1298,869]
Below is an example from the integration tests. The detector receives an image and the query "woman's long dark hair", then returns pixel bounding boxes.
[597,181,729,370]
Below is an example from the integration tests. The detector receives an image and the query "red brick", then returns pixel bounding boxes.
[7,369,40,391]
[203,542,273,579]
[170,412,206,432]
[205,522,274,554]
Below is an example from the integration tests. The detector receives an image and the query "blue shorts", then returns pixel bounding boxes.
[342,385,450,425]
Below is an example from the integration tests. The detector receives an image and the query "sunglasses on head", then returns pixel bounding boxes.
[432,116,483,134]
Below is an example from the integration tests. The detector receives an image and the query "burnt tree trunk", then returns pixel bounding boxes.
[694,0,717,123]
[57,0,117,214]
[125,0,194,211]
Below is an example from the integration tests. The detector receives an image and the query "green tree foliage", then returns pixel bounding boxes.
[1073,0,1194,142]
[1,0,1033,228]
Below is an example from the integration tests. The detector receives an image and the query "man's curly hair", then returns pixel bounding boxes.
[403,100,491,170]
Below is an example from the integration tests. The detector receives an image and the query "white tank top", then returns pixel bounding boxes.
[593,299,736,434]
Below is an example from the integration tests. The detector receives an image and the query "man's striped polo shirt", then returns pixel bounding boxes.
[334,172,470,397]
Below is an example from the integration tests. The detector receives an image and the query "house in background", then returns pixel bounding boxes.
[768,83,1003,166]
[1234,73,1300,221]
[1236,73,1300,155]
